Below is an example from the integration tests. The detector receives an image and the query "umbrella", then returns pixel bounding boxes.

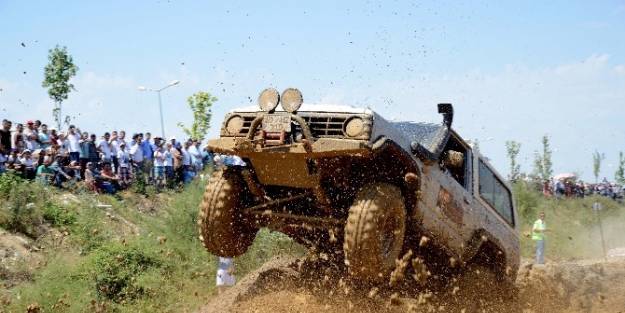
[554,173,577,180]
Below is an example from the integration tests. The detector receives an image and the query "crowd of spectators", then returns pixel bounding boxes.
[541,177,624,201]
[0,118,212,194]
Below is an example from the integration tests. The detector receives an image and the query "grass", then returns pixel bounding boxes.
[0,173,304,313]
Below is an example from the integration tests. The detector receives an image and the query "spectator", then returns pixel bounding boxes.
[110,131,120,171]
[182,140,194,184]
[66,125,81,162]
[20,149,36,179]
[12,123,25,153]
[88,134,100,167]
[164,142,174,185]
[99,162,120,194]
[129,134,144,176]
[79,132,91,178]
[0,119,12,153]
[141,132,154,180]
[39,124,52,149]
[170,139,183,185]
[153,144,166,188]
[117,142,131,187]
[0,145,7,174]
[84,162,99,192]
[24,120,36,137]
[24,133,40,151]
[36,156,56,185]
[216,257,236,294]
[98,132,113,164]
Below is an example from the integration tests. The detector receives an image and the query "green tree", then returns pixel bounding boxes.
[505,140,522,182]
[616,152,625,184]
[592,151,605,183]
[178,91,216,141]
[532,135,553,181]
[42,45,78,130]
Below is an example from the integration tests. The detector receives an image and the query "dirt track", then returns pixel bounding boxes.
[198,254,625,313]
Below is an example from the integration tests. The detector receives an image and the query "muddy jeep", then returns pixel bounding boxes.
[199,88,520,283]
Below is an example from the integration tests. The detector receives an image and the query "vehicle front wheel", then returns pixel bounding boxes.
[343,182,406,282]
[198,169,258,257]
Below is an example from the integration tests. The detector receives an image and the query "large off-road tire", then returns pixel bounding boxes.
[198,169,258,257]
[343,183,406,282]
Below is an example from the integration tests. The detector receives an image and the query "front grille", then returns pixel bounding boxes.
[297,116,346,138]
[223,112,370,139]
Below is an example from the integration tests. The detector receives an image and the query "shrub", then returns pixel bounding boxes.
[0,179,47,237]
[42,202,77,226]
[88,243,162,302]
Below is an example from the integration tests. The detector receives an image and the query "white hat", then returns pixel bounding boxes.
[169,136,176,141]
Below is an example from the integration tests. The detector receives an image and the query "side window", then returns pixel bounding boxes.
[478,160,514,225]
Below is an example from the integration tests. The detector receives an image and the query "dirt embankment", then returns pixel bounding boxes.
[199,255,625,313]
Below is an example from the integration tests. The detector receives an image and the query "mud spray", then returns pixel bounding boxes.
[198,251,625,313]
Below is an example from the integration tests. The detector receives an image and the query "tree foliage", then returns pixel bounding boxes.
[505,140,521,182]
[532,135,553,181]
[616,152,625,185]
[592,151,605,183]
[42,45,78,130]
[178,91,216,141]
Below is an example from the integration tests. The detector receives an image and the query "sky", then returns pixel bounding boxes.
[1,0,624,181]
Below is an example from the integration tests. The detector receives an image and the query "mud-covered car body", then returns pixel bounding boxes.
[202,89,519,283]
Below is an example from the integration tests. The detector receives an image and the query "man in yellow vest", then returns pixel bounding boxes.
[532,211,548,264]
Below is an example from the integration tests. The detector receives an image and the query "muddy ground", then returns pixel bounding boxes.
[199,255,625,313]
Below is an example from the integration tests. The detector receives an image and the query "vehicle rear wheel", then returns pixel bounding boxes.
[343,183,406,282]
[198,169,258,257]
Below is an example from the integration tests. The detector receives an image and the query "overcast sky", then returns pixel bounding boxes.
[1,0,624,181]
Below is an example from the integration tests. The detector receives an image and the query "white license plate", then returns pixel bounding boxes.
[262,114,291,133]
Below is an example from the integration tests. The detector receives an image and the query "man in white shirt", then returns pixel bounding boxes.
[129,134,144,176]
[97,132,113,164]
[66,125,81,162]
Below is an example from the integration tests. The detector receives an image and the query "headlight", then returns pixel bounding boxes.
[258,88,280,112]
[281,88,303,113]
[344,117,365,137]
[225,115,244,135]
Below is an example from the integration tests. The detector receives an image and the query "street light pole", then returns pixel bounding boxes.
[157,90,165,139]
[138,80,180,139]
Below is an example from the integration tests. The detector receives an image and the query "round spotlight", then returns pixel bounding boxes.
[344,117,365,137]
[225,115,244,135]
[258,88,280,112]
[281,88,303,113]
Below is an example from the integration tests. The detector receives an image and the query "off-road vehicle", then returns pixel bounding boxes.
[199,88,520,284]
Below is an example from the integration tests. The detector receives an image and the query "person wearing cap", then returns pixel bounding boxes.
[24,120,36,137]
